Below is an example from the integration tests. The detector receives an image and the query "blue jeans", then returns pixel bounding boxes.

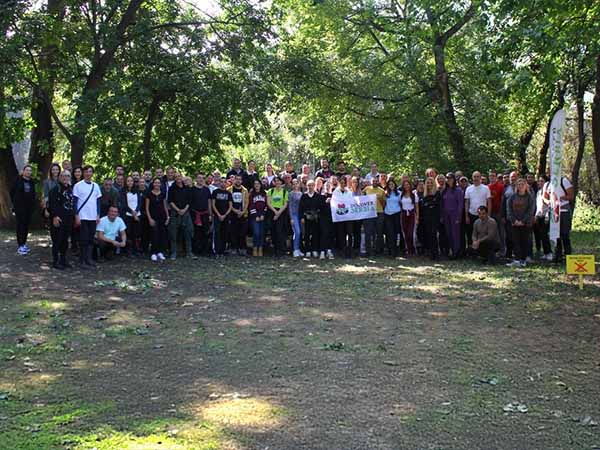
[251,217,265,248]
[291,215,301,251]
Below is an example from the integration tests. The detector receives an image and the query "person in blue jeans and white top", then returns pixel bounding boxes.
[289,179,304,257]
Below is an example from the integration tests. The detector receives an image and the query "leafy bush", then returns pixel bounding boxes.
[573,196,600,233]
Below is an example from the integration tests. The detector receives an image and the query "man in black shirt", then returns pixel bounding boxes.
[211,179,233,257]
[315,159,333,179]
[226,158,247,185]
[48,170,75,269]
[191,173,212,256]
[244,160,260,191]
[228,175,249,255]
[335,161,348,178]
[167,174,193,259]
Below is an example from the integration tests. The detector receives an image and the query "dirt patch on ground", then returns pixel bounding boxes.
[1,232,599,449]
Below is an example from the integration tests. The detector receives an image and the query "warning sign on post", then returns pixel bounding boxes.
[566,255,596,275]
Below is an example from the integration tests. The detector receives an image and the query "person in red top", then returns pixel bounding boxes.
[487,170,505,255]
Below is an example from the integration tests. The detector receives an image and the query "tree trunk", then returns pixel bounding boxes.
[537,84,566,177]
[0,146,18,227]
[572,85,587,209]
[28,0,63,180]
[517,122,537,175]
[592,54,600,185]
[432,40,467,170]
[143,96,161,170]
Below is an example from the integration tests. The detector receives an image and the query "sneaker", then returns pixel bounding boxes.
[544,253,554,261]
[312,251,319,258]
[157,253,166,261]
[17,246,27,255]
[151,254,158,262]
[506,260,522,267]
[520,260,527,268]
[170,254,176,261]
[525,256,533,264]
[23,244,31,253]
[327,250,335,260]
[319,251,325,260]
[293,250,302,258]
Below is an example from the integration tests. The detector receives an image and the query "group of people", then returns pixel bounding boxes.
[9,157,574,270]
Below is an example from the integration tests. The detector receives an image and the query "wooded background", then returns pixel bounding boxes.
[1,0,599,225]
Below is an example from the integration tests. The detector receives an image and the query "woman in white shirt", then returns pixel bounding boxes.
[333,177,355,258]
[534,176,552,260]
[123,176,142,257]
[400,180,419,256]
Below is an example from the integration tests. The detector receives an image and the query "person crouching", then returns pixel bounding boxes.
[96,205,127,261]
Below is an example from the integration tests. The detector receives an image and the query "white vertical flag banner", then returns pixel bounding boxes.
[548,109,566,244]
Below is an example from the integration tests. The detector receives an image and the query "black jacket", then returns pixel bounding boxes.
[48,183,75,221]
[10,176,37,213]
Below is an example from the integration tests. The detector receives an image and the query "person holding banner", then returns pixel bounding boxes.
[533,176,552,260]
[384,180,402,257]
[350,176,363,256]
[332,177,355,259]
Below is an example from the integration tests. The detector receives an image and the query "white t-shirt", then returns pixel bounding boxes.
[73,180,101,220]
[465,184,491,215]
[96,216,126,241]
[400,194,415,212]
[126,192,138,216]
[545,178,572,212]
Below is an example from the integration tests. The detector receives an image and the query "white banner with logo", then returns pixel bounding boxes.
[548,109,566,244]
[330,194,377,223]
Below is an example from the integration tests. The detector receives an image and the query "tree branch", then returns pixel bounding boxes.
[440,3,478,45]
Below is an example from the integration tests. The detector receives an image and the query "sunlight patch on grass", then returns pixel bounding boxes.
[195,397,285,429]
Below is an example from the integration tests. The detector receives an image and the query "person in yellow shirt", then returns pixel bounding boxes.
[363,178,386,256]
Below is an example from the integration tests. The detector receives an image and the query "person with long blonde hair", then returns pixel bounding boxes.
[422,177,442,260]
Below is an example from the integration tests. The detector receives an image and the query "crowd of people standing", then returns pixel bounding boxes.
[9,157,575,270]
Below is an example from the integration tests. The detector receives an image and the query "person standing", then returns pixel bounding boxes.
[48,170,75,269]
[506,178,535,267]
[10,165,37,255]
[464,171,492,248]
[318,181,335,259]
[399,180,418,256]
[249,180,268,256]
[441,173,464,258]
[167,174,193,260]
[333,176,354,259]
[42,163,61,221]
[363,177,386,256]
[487,170,506,255]
[315,159,334,180]
[137,178,150,255]
[244,160,260,191]
[543,174,574,262]
[300,179,321,258]
[421,177,441,260]
[73,166,102,269]
[190,173,212,256]
[501,171,518,259]
[350,176,363,256]
[211,178,233,257]
[364,163,379,184]
[435,174,449,257]
[267,177,289,257]
[145,178,169,262]
[533,176,552,260]
[227,174,249,256]
[289,179,304,257]
[384,180,401,257]
[122,176,142,257]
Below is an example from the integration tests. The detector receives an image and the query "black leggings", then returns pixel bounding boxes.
[51,220,73,263]
[271,215,287,255]
[150,222,168,254]
[512,225,531,261]
[15,210,33,246]
[384,213,400,256]
[336,221,353,258]
[304,219,319,253]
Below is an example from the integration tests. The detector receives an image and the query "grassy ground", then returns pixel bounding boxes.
[0,227,598,450]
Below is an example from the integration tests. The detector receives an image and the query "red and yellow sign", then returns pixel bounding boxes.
[566,255,596,290]
[566,255,596,275]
